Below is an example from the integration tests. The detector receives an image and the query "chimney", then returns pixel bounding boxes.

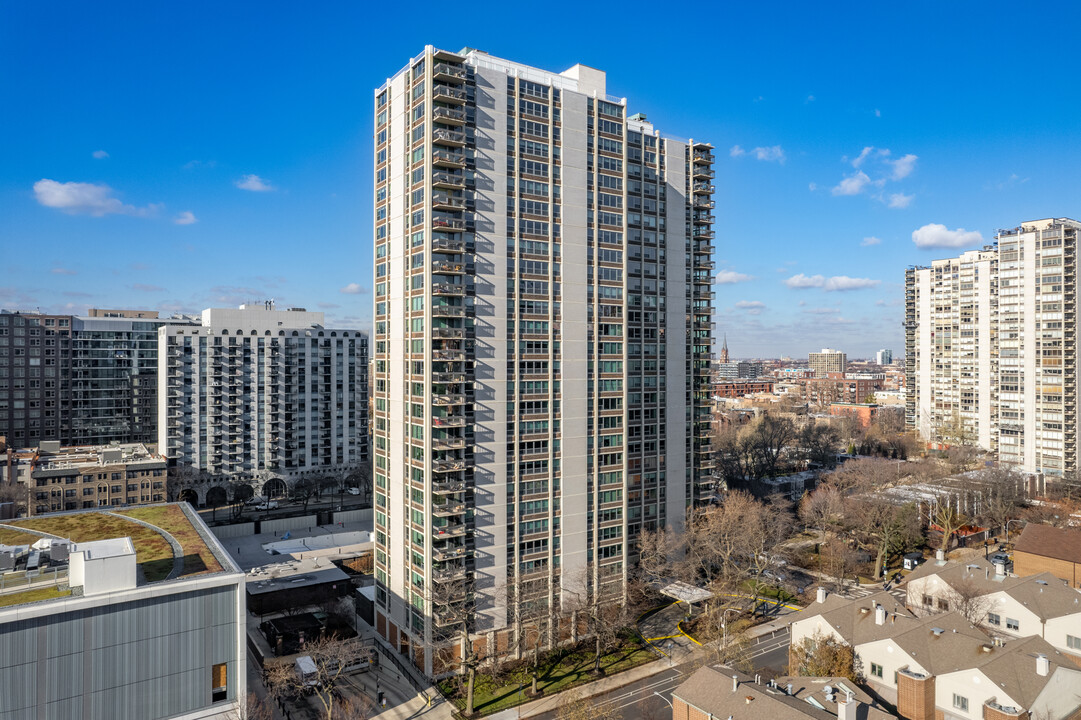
[733,675,739,692]
[1037,654,1049,676]
[817,586,828,604]
[994,561,1005,578]
[935,549,945,562]
[787,683,793,695]
[875,605,886,625]
[837,693,858,720]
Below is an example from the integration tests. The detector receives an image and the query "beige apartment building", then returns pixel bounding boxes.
[808,348,846,377]
[372,46,715,675]
[906,218,1080,476]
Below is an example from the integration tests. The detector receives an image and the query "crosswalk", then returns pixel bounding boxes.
[846,585,907,604]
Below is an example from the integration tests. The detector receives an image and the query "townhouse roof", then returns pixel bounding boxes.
[673,666,838,720]
[1014,524,1081,565]
[789,590,918,645]
[966,636,1077,710]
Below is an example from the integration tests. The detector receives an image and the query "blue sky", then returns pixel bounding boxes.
[2,2,1079,358]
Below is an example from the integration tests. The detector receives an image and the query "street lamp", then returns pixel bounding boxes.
[722,608,740,650]
[653,692,673,708]
[1005,518,1025,543]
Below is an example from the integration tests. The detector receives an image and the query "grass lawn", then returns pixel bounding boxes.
[0,586,71,608]
[741,580,801,606]
[13,515,175,582]
[0,527,41,546]
[120,505,223,577]
[440,635,654,716]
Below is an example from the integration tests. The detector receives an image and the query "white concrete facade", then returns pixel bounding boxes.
[905,219,1081,475]
[372,46,714,675]
[157,304,369,495]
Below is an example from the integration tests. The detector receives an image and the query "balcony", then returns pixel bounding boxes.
[433,545,472,562]
[693,242,713,255]
[433,437,469,450]
[432,171,465,189]
[432,128,466,147]
[431,193,466,212]
[433,62,466,83]
[432,565,469,582]
[432,216,466,232]
[432,149,466,169]
[432,283,466,296]
[432,414,468,427]
[433,502,467,518]
[433,393,466,406]
[692,182,714,195]
[694,319,716,331]
[434,458,468,472]
[693,214,715,225]
[433,85,467,105]
[431,237,467,253]
[431,328,465,340]
[432,259,467,274]
[431,305,466,318]
[694,228,716,240]
[693,151,715,164]
[694,259,715,272]
[433,106,466,126]
[693,198,715,210]
[432,481,467,494]
[692,166,716,180]
[433,524,468,539]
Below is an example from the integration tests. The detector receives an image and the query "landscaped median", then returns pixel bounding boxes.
[438,631,654,716]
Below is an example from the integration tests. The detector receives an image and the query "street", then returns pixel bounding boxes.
[529,627,791,720]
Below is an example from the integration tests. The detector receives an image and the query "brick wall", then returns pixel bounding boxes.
[672,697,711,720]
[1013,550,1079,587]
[982,704,1028,720]
[897,672,936,720]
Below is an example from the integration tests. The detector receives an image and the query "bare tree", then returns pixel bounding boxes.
[948,577,993,625]
[789,631,862,682]
[933,503,968,558]
[226,692,274,720]
[293,478,319,513]
[266,635,363,720]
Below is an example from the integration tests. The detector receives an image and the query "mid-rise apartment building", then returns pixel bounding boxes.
[808,348,847,377]
[372,46,714,674]
[875,348,892,366]
[906,218,1079,475]
[0,309,197,449]
[158,304,369,503]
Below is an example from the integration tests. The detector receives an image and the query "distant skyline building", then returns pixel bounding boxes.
[372,46,714,674]
[906,218,1080,476]
[875,348,892,366]
[158,303,369,503]
[808,348,846,377]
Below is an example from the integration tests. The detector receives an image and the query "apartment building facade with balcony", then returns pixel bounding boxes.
[372,46,714,675]
[157,304,368,503]
[905,218,1080,475]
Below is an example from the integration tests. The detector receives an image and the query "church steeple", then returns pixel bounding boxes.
[719,334,730,363]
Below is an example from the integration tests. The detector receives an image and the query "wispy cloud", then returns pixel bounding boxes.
[731,144,785,163]
[34,179,161,217]
[804,307,840,315]
[318,302,341,309]
[174,210,198,225]
[889,154,918,180]
[861,236,882,246]
[785,274,880,291]
[911,223,984,249]
[51,267,77,276]
[887,192,914,209]
[715,269,753,284]
[92,150,109,160]
[131,283,164,292]
[735,300,766,315]
[832,171,871,196]
[340,283,369,295]
[235,174,274,192]
[806,94,816,103]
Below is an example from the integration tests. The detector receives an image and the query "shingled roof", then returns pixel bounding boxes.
[1014,524,1081,565]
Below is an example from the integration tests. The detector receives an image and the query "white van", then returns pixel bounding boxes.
[295,655,320,693]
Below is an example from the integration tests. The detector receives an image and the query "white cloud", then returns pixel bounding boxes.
[92,150,109,159]
[735,300,766,315]
[33,179,160,217]
[51,267,77,276]
[832,171,871,196]
[174,210,197,225]
[887,192,914,209]
[806,95,816,103]
[889,153,918,180]
[731,145,785,163]
[805,307,840,315]
[808,182,817,191]
[715,269,753,284]
[785,273,880,291]
[911,223,984,249]
[235,174,274,192]
[131,283,164,292]
[340,283,369,295]
[851,146,876,168]
[785,273,826,289]
[823,275,880,291]
[861,236,882,246]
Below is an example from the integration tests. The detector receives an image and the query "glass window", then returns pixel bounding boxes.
[952,694,968,712]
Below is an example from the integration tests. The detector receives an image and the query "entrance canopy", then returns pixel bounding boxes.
[660,581,713,605]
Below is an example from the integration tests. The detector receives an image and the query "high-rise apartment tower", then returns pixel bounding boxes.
[905,218,1080,475]
[372,47,715,674]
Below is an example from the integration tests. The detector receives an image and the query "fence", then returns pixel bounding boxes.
[332,508,373,525]
[0,566,65,593]
[260,515,319,535]
[209,522,255,540]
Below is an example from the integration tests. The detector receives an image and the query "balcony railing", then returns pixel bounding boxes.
[432,194,465,211]
[433,149,466,168]
[433,106,466,125]
[432,171,465,188]
[432,128,466,146]
[432,481,467,494]
[433,86,467,104]
[432,260,467,274]
[432,217,466,232]
[433,63,466,83]
[431,305,466,318]
[693,182,714,194]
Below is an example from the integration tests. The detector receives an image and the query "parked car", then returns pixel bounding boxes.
[256,501,279,511]
[346,487,362,496]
